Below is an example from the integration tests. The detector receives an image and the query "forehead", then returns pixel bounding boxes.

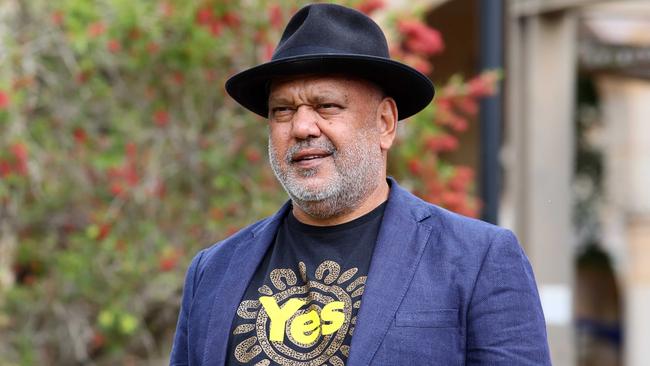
[268,74,381,99]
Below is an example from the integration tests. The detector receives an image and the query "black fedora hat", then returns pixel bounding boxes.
[225,3,434,121]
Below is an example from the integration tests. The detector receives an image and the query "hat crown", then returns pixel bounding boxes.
[272,3,390,60]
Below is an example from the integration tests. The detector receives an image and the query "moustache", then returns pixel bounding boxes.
[284,138,337,164]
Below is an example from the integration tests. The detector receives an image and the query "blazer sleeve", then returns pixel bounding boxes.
[466,229,552,365]
[169,250,205,366]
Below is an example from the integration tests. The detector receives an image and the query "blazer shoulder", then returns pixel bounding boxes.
[191,215,275,277]
[414,195,520,258]
[399,185,506,239]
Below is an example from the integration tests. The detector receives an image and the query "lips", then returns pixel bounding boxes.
[291,149,332,168]
[290,149,333,164]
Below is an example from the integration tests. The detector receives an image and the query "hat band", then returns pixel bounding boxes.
[274,45,381,60]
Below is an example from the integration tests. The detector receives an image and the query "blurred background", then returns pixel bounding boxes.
[0,0,648,365]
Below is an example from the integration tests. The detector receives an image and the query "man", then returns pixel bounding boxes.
[170,3,551,365]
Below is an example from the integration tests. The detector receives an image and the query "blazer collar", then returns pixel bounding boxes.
[346,177,437,366]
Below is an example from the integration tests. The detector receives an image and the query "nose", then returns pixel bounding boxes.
[290,105,321,140]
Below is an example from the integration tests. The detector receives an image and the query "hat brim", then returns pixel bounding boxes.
[225,54,434,121]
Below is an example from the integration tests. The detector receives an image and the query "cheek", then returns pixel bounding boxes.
[268,128,290,157]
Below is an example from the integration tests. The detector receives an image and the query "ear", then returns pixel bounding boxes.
[377,97,398,151]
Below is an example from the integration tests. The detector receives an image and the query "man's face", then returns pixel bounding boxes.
[267,75,387,219]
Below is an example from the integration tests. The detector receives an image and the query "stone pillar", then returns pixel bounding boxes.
[597,76,650,366]
[503,6,578,366]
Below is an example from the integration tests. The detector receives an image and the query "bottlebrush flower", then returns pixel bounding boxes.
[10,142,28,175]
[159,248,181,272]
[245,147,261,163]
[221,12,241,29]
[398,19,444,56]
[0,90,9,109]
[107,39,121,53]
[403,54,432,75]
[51,10,64,26]
[269,5,283,30]
[425,134,458,152]
[195,7,214,26]
[87,21,106,37]
[73,127,88,144]
[153,109,169,126]
[0,159,12,177]
[448,166,474,192]
[209,21,223,37]
[264,43,275,61]
[407,158,422,175]
[357,0,385,15]
[467,74,497,97]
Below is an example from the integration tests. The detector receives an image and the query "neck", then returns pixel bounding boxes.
[292,177,390,226]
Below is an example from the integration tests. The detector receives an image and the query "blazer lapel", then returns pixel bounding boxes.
[201,202,291,365]
[347,180,436,366]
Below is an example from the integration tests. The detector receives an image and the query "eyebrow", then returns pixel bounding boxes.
[268,91,347,106]
[268,96,293,106]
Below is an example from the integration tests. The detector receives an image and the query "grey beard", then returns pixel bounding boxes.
[268,132,383,220]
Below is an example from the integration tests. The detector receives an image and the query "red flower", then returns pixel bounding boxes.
[402,54,432,75]
[209,20,223,37]
[153,109,169,126]
[0,90,9,109]
[97,223,111,240]
[455,97,478,116]
[264,42,275,61]
[196,7,214,26]
[123,164,138,186]
[425,134,458,152]
[449,116,469,132]
[159,249,181,272]
[91,331,106,350]
[398,19,444,56]
[357,0,385,15]
[107,39,121,53]
[73,127,88,144]
[222,12,241,29]
[110,181,125,197]
[441,191,463,208]
[448,166,474,192]
[407,158,422,175]
[51,10,64,26]
[268,5,283,30]
[10,142,28,162]
[88,21,106,37]
[0,159,12,177]
[172,71,184,85]
[76,70,92,84]
[245,147,261,163]
[159,256,177,272]
[467,76,495,97]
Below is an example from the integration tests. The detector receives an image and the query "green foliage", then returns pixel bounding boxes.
[0,0,495,364]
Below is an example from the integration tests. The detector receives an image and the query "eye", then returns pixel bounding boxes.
[316,103,341,112]
[271,106,292,113]
[270,106,295,120]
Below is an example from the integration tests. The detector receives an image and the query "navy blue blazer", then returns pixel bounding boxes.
[170,179,551,365]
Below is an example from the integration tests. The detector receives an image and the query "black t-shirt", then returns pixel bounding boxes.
[226,201,387,365]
